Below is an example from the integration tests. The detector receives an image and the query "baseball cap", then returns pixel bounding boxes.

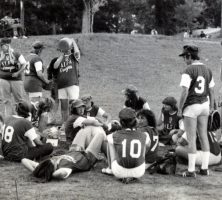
[58,38,72,52]
[179,45,198,57]
[32,41,45,49]
[0,38,11,46]
[81,94,92,102]
[71,99,85,108]
[162,96,177,107]
[119,108,136,120]
[122,85,138,94]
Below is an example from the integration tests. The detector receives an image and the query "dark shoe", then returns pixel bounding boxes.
[120,177,137,184]
[198,169,209,176]
[182,170,196,178]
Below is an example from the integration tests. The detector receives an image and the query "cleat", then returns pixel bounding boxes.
[198,169,209,176]
[182,170,196,178]
[102,168,113,176]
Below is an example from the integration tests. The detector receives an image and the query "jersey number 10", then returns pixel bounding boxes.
[122,139,142,158]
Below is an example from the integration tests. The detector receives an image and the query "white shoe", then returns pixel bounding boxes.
[102,168,113,175]
[22,35,27,39]
[13,36,18,39]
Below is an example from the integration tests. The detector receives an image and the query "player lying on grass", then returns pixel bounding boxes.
[157,96,181,145]
[102,108,151,183]
[22,123,106,181]
[136,109,159,168]
[65,99,107,147]
[1,101,53,162]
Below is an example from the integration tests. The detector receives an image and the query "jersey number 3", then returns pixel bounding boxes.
[122,139,142,158]
[195,76,205,94]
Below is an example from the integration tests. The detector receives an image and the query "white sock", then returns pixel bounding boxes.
[188,153,196,172]
[201,151,210,170]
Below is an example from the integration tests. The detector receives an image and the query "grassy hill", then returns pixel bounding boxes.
[1,34,222,200]
[9,33,222,118]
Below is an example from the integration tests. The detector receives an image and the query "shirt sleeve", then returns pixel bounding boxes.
[107,134,114,144]
[34,61,43,72]
[24,127,38,141]
[73,116,86,128]
[180,74,192,88]
[18,55,26,65]
[209,77,215,88]
[97,108,105,117]
[143,102,150,110]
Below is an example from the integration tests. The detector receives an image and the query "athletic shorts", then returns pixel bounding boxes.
[111,160,145,178]
[58,85,79,100]
[183,101,209,119]
[28,92,42,98]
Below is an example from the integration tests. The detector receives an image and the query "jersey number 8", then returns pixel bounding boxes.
[3,126,14,143]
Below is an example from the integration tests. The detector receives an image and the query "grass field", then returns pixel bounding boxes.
[1,33,222,200]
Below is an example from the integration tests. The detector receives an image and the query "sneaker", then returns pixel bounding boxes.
[182,170,196,178]
[102,168,113,176]
[13,36,18,39]
[120,177,137,184]
[22,35,27,39]
[198,169,209,176]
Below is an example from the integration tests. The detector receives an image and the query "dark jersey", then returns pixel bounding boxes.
[65,115,83,144]
[0,51,22,80]
[196,131,221,156]
[162,110,180,134]
[111,129,148,168]
[25,53,43,77]
[137,126,159,163]
[125,97,146,111]
[2,116,33,161]
[182,63,213,109]
[57,54,79,89]
[84,104,99,117]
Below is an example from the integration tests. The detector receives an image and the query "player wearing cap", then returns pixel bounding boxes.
[54,37,80,127]
[123,85,150,112]
[81,94,111,124]
[0,38,27,117]
[102,108,150,183]
[65,99,106,147]
[178,45,215,177]
[1,101,53,162]
[24,41,50,102]
[157,96,181,145]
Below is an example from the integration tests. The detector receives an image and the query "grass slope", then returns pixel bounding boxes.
[1,33,222,200]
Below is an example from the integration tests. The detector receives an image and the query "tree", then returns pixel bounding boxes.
[82,0,107,33]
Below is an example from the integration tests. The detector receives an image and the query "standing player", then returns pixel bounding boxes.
[24,41,50,103]
[102,108,150,183]
[137,109,159,167]
[54,38,80,128]
[122,85,150,112]
[0,38,27,117]
[1,101,53,162]
[157,96,181,145]
[178,45,215,177]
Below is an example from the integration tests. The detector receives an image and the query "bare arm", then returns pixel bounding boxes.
[21,158,39,172]
[178,86,189,114]
[209,87,215,112]
[54,55,63,69]
[82,118,103,127]
[52,168,72,179]
[157,111,163,127]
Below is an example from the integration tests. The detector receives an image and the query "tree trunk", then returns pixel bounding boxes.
[20,0,24,29]
[221,0,222,37]
[82,0,93,33]
[52,22,56,35]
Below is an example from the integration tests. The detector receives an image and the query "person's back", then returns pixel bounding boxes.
[112,129,147,168]
[2,116,31,161]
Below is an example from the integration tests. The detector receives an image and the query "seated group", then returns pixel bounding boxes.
[0,84,221,183]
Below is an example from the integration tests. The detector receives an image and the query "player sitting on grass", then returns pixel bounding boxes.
[1,101,53,162]
[157,96,181,145]
[22,123,107,181]
[102,108,150,183]
[65,99,107,147]
[136,109,159,168]
[173,117,221,172]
